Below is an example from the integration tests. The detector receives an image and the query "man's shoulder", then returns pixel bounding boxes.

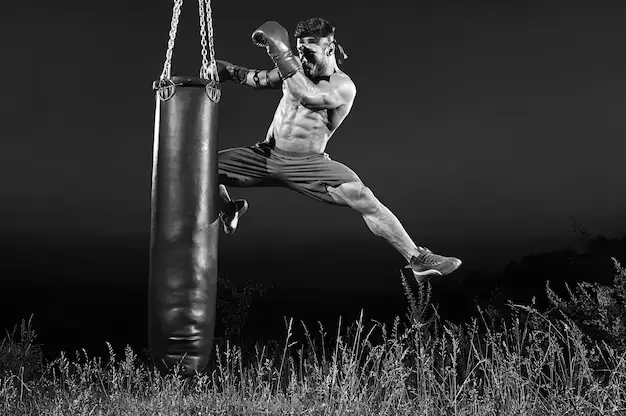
[330,71,356,95]
[330,71,353,84]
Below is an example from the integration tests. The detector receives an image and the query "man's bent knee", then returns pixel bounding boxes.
[327,182,379,214]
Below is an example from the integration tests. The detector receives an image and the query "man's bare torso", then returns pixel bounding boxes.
[265,72,355,154]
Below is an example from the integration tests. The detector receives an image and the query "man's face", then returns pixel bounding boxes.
[296,37,332,77]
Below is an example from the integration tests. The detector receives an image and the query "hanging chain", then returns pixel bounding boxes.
[158,0,218,82]
[201,0,219,82]
[198,0,209,79]
[160,0,184,81]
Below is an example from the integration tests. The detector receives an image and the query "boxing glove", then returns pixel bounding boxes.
[252,21,301,80]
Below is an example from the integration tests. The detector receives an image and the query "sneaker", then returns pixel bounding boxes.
[219,199,248,235]
[406,247,462,279]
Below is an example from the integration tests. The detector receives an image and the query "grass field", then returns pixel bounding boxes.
[2,266,626,415]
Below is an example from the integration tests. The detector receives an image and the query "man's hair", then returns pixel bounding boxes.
[294,17,335,39]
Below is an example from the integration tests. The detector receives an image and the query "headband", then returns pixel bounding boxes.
[298,35,349,64]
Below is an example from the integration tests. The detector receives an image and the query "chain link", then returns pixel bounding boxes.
[198,0,209,79]
[160,0,184,81]
[203,0,219,82]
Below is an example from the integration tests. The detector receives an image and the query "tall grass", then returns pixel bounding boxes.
[2,262,626,415]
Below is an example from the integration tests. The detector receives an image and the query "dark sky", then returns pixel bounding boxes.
[3,0,626,295]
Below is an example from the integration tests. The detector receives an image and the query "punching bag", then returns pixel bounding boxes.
[149,76,221,377]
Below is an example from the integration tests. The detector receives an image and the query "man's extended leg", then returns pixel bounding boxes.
[269,148,462,278]
[327,182,462,277]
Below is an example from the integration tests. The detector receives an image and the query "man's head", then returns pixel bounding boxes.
[294,18,347,78]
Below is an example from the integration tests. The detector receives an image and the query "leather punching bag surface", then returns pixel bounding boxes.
[149,76,221,377]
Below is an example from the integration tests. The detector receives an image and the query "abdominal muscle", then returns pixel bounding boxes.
[264,89,350,154]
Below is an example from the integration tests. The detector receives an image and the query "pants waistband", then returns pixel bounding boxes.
[270,145,322,157]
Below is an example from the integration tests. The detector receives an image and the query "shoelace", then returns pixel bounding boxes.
[415,247,444,266]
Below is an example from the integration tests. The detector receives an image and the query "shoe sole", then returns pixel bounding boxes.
[222,202,248,235]
[406,259,463,280]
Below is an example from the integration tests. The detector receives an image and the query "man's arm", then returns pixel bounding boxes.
[284,72,356,111]
[217,60,282,90]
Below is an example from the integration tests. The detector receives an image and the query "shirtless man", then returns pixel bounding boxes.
[215,17,462,279]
